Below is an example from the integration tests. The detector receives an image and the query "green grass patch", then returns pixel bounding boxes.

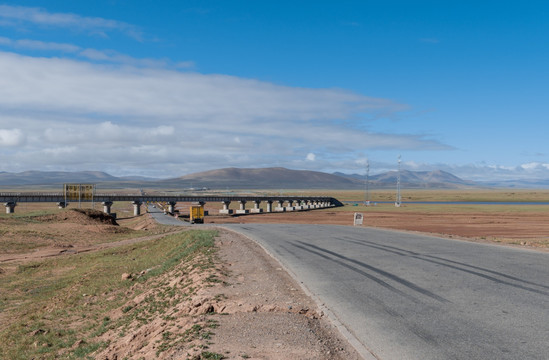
[199,351,226,359]
[0,229,218,359]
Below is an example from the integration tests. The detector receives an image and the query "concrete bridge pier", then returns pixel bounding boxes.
[4,202,16,214]
[102,201,113,214]
[266,200,273,213]
[236,200,249,214]
[57,202,68,209]
[250,200,263,213]
[275,200,286,212]
[285,200,296,212]
[167,201,176,214]
[132,201,142,216]
[295,200,304,211]
[220,201,233,215]
[192,201,208,216]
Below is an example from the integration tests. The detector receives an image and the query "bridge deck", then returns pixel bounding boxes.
[0,193,342,205]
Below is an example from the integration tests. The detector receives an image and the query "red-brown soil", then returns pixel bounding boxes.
[205,208,549,249]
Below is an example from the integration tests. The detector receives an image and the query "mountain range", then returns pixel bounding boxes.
[0,167,483,189]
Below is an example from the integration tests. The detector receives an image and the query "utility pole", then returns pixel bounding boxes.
[364,158,370,206]
[395,155,402,207]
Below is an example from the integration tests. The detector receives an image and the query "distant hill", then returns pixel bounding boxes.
[0,171,155,186]
[0,167,489,189]
[476,178,549,188]
[159,167,360,189]
[370,169,476,188]
[158,167,476,189]
[0,171,116,185]
[334,169,475,189]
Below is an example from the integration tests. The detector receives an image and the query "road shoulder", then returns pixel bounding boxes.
[202,228,362,359]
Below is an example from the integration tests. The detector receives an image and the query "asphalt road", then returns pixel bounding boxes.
[146,205,190,226]
[223,223,549,360]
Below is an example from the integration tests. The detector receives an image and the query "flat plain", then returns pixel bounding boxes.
[2,188,549,359]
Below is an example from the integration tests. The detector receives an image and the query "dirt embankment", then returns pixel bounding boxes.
[0,209,176,263]
[1,210,362,359]
[93,229,360,360]
[37,208,119,226]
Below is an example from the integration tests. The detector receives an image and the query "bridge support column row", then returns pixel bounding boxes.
[132,201,142,216]
[102,201,113,214]
[0,197,333,216]
[285,200,295,212]
[236,200,249,214]
[275,200,285,212]
[4,202,16,214]
[167,201,176,214]
[250,200,263,213]
[220,201,233,214]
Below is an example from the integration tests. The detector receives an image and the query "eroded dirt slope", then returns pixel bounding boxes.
[94,229,361,360]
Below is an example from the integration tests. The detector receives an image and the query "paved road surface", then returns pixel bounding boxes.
[223,223,549,360]
[146,205,190,226]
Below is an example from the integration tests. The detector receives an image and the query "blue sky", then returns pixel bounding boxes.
[0,1,547,181]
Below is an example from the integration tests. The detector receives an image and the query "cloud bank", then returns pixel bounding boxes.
[0,50,448,177]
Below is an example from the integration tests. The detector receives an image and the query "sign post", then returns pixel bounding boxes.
[354,212,364,226]
[63,184,96,208]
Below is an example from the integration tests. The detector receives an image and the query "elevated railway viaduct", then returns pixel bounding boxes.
[0,193,342,216]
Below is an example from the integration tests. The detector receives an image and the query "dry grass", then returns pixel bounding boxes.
[286,189,549,203]
[0,229,220,359]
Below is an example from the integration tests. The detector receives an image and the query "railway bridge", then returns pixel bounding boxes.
[0,193,342,216]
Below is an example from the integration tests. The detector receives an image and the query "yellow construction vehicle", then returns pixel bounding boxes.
[189,204,204,224]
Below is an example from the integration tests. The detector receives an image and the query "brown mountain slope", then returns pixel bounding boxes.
[161,167,360,189]
[159,167,475,189]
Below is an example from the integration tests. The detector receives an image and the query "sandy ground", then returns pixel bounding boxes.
[205,208,549,249]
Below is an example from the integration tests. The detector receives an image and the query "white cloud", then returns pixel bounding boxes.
[150,126,175,136]
[0,5,142,40]
[43,146,77,156]
[520,162,549,171]
[42,121,176,146]
[0,51,409,122]
[78,48,176,67]
[0,50,451,177]
[0,36,12,45]
[14,39,80,53]
[176,61,196,69]
[0,128,25,147]
[0,36,192,68]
